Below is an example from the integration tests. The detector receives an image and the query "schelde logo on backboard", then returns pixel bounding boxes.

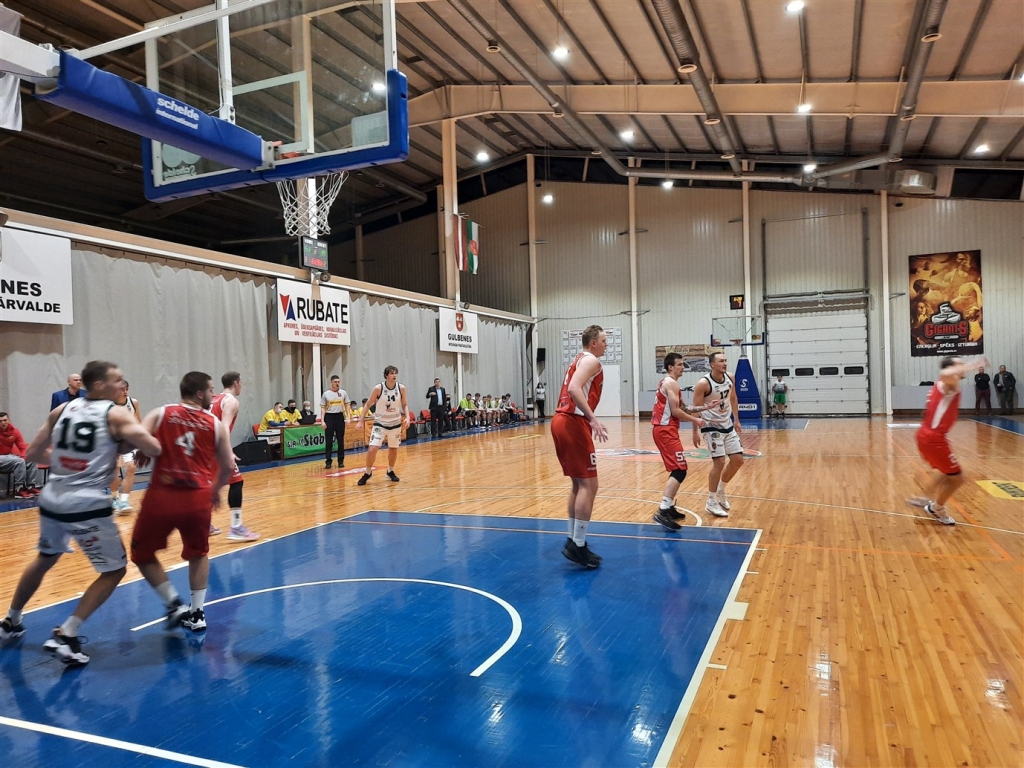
[156,97,200,122]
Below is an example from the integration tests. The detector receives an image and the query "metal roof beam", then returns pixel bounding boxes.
[407,81,1024,125]
[950,0,993,81]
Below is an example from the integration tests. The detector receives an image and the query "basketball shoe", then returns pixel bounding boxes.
[924,503,955,525]
[0,616,25,641]
[43,628,89,666]
[717,490,731,510]
[166,599,189,629]
[561,538,601,568]
[357,472,371,486]
[653,508,682,531]
[227,525,259,542]
[181,609,206,632]
[705,497,729,517]
[386,470,400,482]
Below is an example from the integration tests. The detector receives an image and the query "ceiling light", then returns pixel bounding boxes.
[803,162,817,172]
[371,81,386,94]
[552,45,569,61]
[661,180,673,189]
[476,151,490,162]
[797,102,812,113]
[974,144,990,154]
[542,193,554,204]
[620,129,634,141]
[785,0,805,11]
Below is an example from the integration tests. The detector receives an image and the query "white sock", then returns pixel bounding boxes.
[119,493,128,502]
[231,508,242,528]
[708,491,718,502]
[7,609,23,624]
[567,518,575,537]
[190,589,207,612]
[572,519,589,547]
[60,615,83,638]
[155,581,179,607]
[661,496,675,510]
[717,481,728,494]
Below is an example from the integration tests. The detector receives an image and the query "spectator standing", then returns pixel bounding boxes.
[0,412,42,498]
[50,373,86,411]
[426,378,448,437]
[320,375,351,469]
[993,365,1016,415]
[974,367,991,414]
[535,382,546,420]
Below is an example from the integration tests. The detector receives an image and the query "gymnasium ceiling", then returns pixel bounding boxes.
[1,0,1022,261]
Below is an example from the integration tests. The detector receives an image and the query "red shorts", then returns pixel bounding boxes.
[131,486,213,563]
[653,425,688,473]
[917,432,960,475]
[228,462,243,484]
[551,413,597,478]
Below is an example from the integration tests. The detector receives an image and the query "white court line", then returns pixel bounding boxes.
[972,419,1024,436]
[707,663,727,670]
[0,716,244,768]
[411,494,704,527]
[653,528,762,768]
[131,578,522,678]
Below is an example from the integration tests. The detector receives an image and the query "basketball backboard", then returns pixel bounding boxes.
[711,315,764,347]
[140,0,407,201]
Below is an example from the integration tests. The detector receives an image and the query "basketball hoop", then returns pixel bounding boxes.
[275,171,348,236]
[730,338,744,347]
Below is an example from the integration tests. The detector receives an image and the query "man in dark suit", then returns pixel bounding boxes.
[426,378,447,437]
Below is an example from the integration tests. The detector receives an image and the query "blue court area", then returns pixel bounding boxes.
[972,416,1024,435]
[1,512,758,768]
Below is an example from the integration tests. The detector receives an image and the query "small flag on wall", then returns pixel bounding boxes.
[453,214,480,274]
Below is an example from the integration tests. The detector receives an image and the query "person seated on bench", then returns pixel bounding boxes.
[259,402,289,433]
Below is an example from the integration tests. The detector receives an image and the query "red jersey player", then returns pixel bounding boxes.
[650,352,718,531]
[210,371,259,542]
[551,325,608,568]
[132,371,233,632]
[906,355,988,525]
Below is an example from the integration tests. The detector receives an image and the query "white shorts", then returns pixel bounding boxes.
[38,513,127,573]
[703,429,743,459]
[120,450,137,463]
[369,423,403,449]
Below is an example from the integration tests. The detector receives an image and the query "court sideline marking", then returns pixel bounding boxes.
[652,528,762,768]
[130,577,522,678]
[0,716,243,768]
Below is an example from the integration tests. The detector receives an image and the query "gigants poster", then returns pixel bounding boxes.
[909,250,983,357]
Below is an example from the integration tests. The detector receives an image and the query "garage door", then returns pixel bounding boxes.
[766,312,869,415]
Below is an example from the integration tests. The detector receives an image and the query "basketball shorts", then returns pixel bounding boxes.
[228,461,243,485]
[702,428,743,458]
[38,508,127,573]
[773,393,787,405]
[917,432,960,475]
[131,487,213,563]
[369,423,403,449]
[653,425,688,473]
[551,413,597,478]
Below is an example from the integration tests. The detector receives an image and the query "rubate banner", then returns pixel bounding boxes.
[276,278,351,345]
[909,250,983,357]
[439,307,478,354]
[0,229,74,325]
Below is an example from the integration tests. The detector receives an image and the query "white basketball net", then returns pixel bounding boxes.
[275,171,348,236]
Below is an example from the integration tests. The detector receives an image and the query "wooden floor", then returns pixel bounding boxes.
[2,416,1021,767]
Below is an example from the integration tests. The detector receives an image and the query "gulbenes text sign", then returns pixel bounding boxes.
[276,278,350,345]
[439,307,478,354]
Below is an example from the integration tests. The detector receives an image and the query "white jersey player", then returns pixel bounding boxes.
[358,365,410,486]
[692,351,745,518]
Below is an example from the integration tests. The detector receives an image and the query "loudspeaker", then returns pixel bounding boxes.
[537,347,546,363]
[233,440,271,466]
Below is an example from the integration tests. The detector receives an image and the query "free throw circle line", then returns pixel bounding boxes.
[131,578,522,677]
